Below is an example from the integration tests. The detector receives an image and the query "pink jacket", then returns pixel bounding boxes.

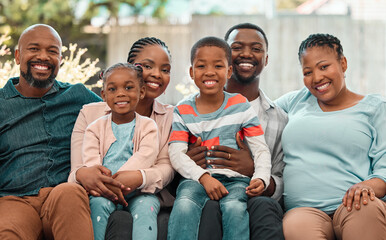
[82,113,159,175]
[69,101,175,205]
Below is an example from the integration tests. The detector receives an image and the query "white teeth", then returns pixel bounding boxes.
[316,82,330,90]
[239,63,254,69]
[116,102,128,105]
[204,81,216,85]
[146,82,160,88]
[33,65,49,70]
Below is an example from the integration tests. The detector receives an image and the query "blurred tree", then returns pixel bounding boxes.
[0,0,168,79]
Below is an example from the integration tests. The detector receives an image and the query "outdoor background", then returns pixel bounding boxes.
[1,0,386,104]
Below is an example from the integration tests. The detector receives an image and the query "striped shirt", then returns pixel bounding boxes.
[169,92,271,186]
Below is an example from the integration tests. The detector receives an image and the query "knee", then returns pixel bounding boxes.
[52,182,88,200]
[221,200,247,218]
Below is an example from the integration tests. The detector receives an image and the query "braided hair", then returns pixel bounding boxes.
[102,62,144,87]
[127,37,171,63]
[298,33,343,62]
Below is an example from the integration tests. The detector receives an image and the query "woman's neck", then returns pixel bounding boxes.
[318,88,364,112]
[136,97,154,117]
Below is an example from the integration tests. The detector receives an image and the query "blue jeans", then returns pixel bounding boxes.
[90,194,160,240]
[167,176,250,240]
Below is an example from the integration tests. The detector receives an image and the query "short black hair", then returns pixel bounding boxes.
[127,37,171,63]
[298,33,344,61]
[224,23,268,50]
[190,36,232,64]
[102,62,144,88]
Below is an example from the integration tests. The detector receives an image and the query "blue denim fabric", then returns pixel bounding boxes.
[168,176,250,240]
[0,78,101,197]
[90,194,160,240]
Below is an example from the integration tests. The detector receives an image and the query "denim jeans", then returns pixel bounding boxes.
[167,175,250,240]
[90,194,160,240]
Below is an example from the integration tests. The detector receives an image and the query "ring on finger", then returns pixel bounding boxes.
[228,153,231,160]
[361,188,369,193]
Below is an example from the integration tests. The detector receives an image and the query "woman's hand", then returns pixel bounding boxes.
[199,173,228,200]
[343,183,376,211]
[246,178,265,197]
[207,132,254,177]
[76,165,128,203]
[187,137,208,169]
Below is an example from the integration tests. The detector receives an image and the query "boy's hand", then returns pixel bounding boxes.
[199,173,228,200]
[246,178,265,197]
[187,137,208,169]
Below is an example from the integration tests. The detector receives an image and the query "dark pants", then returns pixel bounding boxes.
[105,196,284,240]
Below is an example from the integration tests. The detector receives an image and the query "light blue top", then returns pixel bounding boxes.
[103,119,136,174]
[275,87,386,213]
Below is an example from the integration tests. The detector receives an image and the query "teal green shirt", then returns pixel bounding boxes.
[0,77,101,197]
[103,120,136,174]
[275,87,386,213]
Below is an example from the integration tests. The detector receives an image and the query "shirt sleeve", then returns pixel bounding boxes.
[367,100,386,182]
[68,108,88,183]
[169,142,209,182]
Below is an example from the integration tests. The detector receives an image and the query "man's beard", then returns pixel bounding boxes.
[21,61,56,89]
[232,68,257,85]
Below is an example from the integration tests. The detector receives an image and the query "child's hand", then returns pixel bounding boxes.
[246,178,265,197]
[112,170,142,196]
[76,165,128,202]
[105,183,129,207]
[199,173,228,200]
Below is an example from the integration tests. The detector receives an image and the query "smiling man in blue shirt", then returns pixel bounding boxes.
[0,24,102,239]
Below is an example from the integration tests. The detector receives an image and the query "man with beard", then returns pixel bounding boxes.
[189,23,287,239]
[0,24,102,239]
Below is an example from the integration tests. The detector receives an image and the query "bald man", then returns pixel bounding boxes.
[0,24,102,239]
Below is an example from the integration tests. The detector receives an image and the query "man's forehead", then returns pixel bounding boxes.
[18,25,62,48]
[227,28,264,44]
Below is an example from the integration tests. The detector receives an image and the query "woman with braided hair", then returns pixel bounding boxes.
[275,33,386,239]
[69,37,175,239]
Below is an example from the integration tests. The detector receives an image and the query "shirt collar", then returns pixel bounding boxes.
[3,77,65,99]
[152,99,168,115]
[258,89,275,112]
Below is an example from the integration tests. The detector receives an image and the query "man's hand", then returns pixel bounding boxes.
[187,137,208,169]
[76,165,129,202]
[246,178,265,197]
[199,173,228,200]
[207,132,254,177]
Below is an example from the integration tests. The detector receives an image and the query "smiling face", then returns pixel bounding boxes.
[15,25,62,89]
[300,46,347,106]
[226,28,268,84]
[132,45,171,100]
[101,68,146,124]
[190,46,232,98]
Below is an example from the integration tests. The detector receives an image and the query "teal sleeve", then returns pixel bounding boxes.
[367,99,386,182]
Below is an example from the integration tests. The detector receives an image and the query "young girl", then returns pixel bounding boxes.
[69,37,175,239]
[82,63,160,240]
[276,33,386,240]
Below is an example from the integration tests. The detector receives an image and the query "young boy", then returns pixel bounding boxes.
[167,36,272,240]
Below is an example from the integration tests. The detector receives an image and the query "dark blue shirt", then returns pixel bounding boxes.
[0,77,101,197]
